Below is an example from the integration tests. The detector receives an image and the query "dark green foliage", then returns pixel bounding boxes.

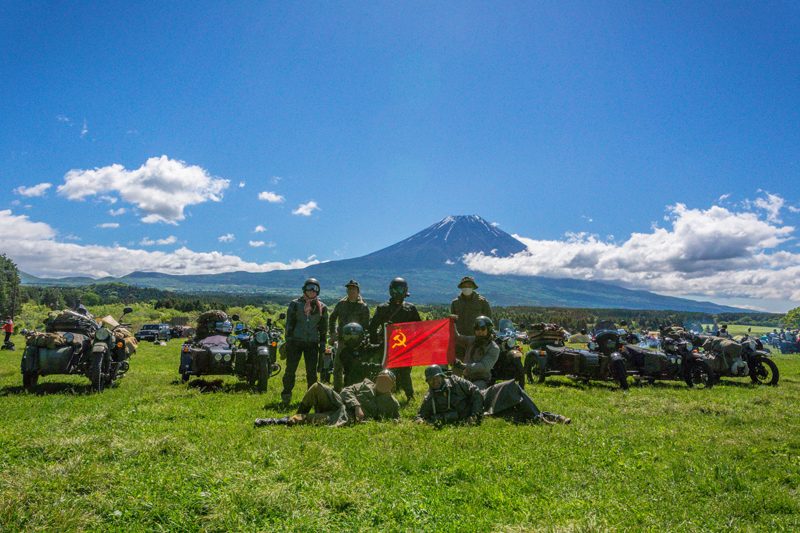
[783,307,800,329]
[0,254,21,318]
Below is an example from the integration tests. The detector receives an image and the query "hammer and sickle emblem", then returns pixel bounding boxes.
[391,330,407,349]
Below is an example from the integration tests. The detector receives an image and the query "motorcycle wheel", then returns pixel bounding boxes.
[611,358,628,390]
[255,353,269,392]
[23,372,38,392]
[90,352,107,392]
[524,357,546,384]
[686,360,713,389]
[750,357,779,386]
[181,372,190,383]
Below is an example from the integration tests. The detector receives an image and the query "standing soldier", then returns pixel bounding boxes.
[2,317,13,346]
[368,277,421,401]
[450,276,492,358]
[281,278,328,407]
[328,280,370,386]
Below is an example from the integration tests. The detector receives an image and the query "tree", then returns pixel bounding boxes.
[0,254,21,318]
[783,307,800,329]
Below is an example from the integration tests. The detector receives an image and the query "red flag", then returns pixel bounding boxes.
[383,318,456,368]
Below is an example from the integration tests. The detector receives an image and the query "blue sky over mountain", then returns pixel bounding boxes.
[1,2,798,311]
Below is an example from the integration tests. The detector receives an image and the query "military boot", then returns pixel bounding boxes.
[254,417,291,427]
[280,393,292,409]
[540,411,571,425]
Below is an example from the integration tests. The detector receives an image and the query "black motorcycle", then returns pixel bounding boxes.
[492,319,526,388]
[621,331,713,388]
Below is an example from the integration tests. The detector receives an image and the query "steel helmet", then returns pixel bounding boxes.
[303,278,321,293]
[424,364,446,381]
[389,277,409,299]
[374,369,396,394]
[473,316,494,334]
[341,322,364,346]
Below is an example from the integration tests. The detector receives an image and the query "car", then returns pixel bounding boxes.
[135,323,171,342]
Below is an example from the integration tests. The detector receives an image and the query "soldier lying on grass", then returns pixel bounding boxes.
[255,370,400,427]
[415,365,570,427]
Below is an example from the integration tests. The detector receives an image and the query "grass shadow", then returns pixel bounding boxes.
[0,381,95,396]
[186,378,253,393]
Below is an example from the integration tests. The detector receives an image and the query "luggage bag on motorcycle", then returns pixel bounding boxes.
[46,310,98,336]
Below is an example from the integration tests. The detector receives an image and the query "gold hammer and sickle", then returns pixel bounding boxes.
[391,331,407,349]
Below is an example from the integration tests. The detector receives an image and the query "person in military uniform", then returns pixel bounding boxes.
[255,369,400,427]
[324,279,370,384]
[333,322,382,391]
[452,315,500,390]
[450,276,492,359]
[367,277,421,401]
[415,365,485,426]
[416,365,570,427]
[281,278,329,407]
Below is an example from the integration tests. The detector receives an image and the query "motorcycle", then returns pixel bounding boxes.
[21,307,135,392]
[492,318,526,388]
[620,327,713,388]
[179,313,284,392]
[696,334,779,385]
[526,328,629,389]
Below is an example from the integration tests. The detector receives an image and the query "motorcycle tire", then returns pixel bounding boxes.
[524,356,546,385]
[686,360,713,389]
[255,353,269,393]
[181,372,190,383]
[611,358,628,390]
[90,352,107,393]
[23,372,38,392]
[750,357,779,386]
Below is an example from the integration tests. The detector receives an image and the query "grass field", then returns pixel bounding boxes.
[1,333,799,531]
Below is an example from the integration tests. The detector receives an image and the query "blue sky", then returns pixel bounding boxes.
[1,2,799,311]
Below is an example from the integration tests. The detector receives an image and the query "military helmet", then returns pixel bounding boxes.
[389,277,409,299]
[424,364,446,381]
[374,369,396,394]
[473,315,494,334]
[303,278,321,293]
[345,279,360,289]
[215,320,233,334]
[340,322,364,346]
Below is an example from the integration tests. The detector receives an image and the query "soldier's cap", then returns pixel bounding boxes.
[345,279,360,289]
[375,369,396,394]
[457,276,478,289]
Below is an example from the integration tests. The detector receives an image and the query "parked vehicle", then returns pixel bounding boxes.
[21,307,135,392]
[696,335,779,385]
[525,328,629,389]
[135,323,171,342]
[620,327,713,388]
[178,311,284,392]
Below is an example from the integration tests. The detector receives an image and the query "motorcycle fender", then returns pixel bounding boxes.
[257,346,270,359]
[179,351,192,373]
[537,353,548,372]
[21,346,39,373]
[92,343,108,355]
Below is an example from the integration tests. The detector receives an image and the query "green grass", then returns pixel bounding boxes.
[1,334,799,531]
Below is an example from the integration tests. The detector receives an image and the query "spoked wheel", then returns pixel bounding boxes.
[610,358,628,390]
[255,354,269,392]
[750,357,779,386]
[525,355,546,384]
[90,352,108,392]
[686,360,714,389]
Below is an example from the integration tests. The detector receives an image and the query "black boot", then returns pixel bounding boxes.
[540,412,571,425]
[254,417,291,427]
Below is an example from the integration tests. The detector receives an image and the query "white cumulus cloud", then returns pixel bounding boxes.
[249,240,266,247]
[292,200,320,217]
[97,223,120,229]
[109,208,126,216]
[218,233,235,243]
[140,235,177,246]
[57,155,230,225]
[14,183,52,197]
[254,225,266,233]
[463,194,800,304]
[0,210,320,278]
[258,191,285,203]
[239,181,246,188]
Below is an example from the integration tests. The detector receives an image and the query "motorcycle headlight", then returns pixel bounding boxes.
[254,331,268,344]
[95,328,111,341]
[223,353,232,362]
[214,353,223,362]
[686,342,693,351]
[64,332,74,343]
[227,335,237,346]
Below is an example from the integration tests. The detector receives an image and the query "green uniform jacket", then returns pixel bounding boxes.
[340,379,401,421]
[329,297,370,339]
[367,300,421,344]
[481,380,537,416]
[456,334,500,385]
[285,297,328,345]
[416,375,484,424]
[450,293,492,334]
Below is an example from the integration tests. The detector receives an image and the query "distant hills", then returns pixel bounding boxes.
[21,215,745,313]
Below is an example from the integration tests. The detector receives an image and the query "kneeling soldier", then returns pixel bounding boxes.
[255,369,400,427]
